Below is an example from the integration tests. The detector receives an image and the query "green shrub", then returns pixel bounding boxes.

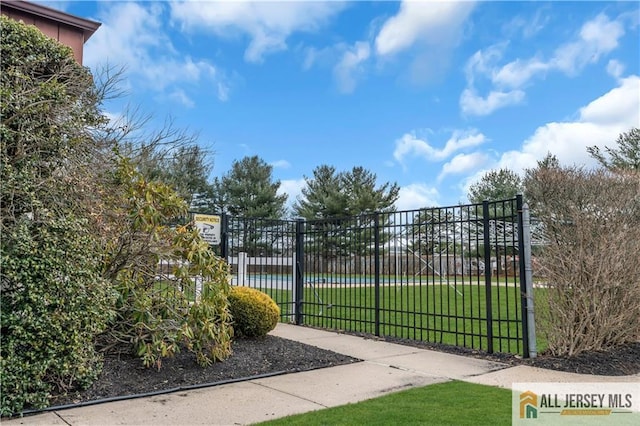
[0,14,234,416]
[228,287,280,337]
[1,16,114,416]
[0,217,116,416]
[103,159,233,368]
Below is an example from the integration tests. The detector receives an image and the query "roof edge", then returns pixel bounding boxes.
[1,0,101,40]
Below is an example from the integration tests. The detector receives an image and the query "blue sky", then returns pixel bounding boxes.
[50,1,639,211]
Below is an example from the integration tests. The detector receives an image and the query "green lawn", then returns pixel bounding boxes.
[258,380,512,426]
[256,281,545,355]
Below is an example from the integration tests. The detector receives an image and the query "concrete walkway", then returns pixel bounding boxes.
[5,324,639,425]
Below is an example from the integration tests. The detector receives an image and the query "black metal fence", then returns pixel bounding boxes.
[217,196,532,356]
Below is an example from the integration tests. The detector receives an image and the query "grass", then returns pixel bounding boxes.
[305,283,524,353]
[166,272,548,355]
[258,380,512,426]
[256,281,546,355]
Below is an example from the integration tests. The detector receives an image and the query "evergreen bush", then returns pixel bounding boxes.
[0,16,115,416]
[228,287,280,337]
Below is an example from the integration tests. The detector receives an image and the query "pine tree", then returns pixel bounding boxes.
[214,156,287,218]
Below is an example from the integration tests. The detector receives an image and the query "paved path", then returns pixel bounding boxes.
[5,324,639,425]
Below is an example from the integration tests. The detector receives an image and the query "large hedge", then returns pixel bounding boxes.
[0,217,115,415]
[1,16,234,415]
[0,16,115,415]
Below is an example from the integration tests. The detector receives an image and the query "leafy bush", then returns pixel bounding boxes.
[0,217,116,416]
[0,16,104,227]
[102,158,233,368]
[525,165,640,356]
[0,16,114,416]
[0,16,233,416]
[228,287,280,337]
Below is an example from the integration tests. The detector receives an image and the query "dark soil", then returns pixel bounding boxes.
[45,330,639,411]
[374,334,640,376]
[47,335,360,410]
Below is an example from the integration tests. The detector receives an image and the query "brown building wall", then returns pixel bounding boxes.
[1,1,100,64]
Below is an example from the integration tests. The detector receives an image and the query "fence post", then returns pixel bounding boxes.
[374,212,381,337]
[295,219,305,325]
[517,196,537,358]
[220,213,229,260]
[482,200,494,353]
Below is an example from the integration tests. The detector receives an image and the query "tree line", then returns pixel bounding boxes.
[154,126,639,222]
[148,153,400,220]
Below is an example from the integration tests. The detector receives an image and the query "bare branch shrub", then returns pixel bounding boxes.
[526,166,640,356]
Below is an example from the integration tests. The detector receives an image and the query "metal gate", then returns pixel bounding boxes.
[219,195,535,357]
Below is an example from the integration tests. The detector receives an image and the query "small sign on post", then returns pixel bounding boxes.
[194,214,221,245]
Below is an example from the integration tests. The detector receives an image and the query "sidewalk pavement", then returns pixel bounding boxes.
[5,324,639,426]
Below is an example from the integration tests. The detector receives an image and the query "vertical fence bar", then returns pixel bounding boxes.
[374,212,381,337]
[516,195,529,357]
[295,219,305,325]
[482,200,494,353]
[220,213,229,260]
[518,196,537,358]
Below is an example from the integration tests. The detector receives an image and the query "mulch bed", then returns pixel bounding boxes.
[377,335,640,376]
[47,335,360,409]
[37,330,640,412]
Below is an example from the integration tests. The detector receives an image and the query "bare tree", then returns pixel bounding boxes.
[526,164,640,356]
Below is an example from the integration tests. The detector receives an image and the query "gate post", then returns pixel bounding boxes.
[374,213,381,337]
[294,219,305,325]
[517,195,537,358]
[220,213,229,260]
[482,200,494,353]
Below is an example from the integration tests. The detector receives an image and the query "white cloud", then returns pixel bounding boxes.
[496,75,640,171]
[84,2,164,69]
[278,178,306,212]
[393,130,487,165]
[85,2,228,105]
[464,43,506,85]
[461,13,627,116]
[333,41,371,93]
[460,88,525,116]
[271,160,291,169]
[578,76,639,127]
[606,59,625,79]
[170,1,346,63]
[304,1,474,92]
[217,82,230,102]
[438,152,490,181]
[552,14,624,75]
[395,184,440,211]
[491,58,549,89]
[168,89,195,108]
[375,1,475,56]
[458,76,639,201]
[302,43,343,71]
[140,57,218,92]
[503,8,550,39]
[302,46,319,70]
[303,40,372,94]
